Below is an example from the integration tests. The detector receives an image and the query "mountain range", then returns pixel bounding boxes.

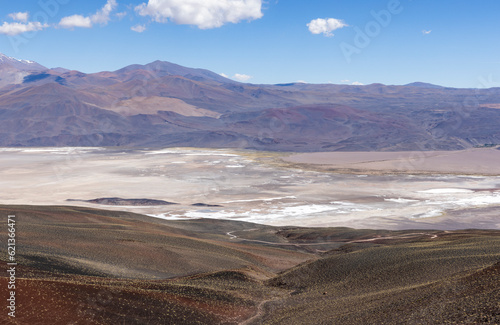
[1,53,500,151]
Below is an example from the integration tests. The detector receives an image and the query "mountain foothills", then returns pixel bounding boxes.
[1,53,500,151]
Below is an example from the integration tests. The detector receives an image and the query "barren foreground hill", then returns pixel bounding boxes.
[1,205,499,324]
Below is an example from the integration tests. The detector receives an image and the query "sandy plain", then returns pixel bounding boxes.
[0,147,499,230]
[283,147,500,175]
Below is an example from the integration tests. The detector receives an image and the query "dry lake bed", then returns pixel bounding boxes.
[1,147,499,230]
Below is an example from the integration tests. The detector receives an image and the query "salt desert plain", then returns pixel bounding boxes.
[2,146,499,230]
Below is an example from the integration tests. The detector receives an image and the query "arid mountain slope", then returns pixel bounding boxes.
[2,54,500,150]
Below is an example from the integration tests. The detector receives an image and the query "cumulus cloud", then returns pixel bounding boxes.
[59,15,93,29]
[234,73,252,82]
[340,80,364,85]
[422,29,432,35]
[0,11,49,35]
[0,21,48,35]
[8,12,29,23]
[131,24,147,33]
[91,0,118,25]
[307,18,347,37]
[59,0,117,29]
[220,73,252,82]
[135,0,263,29]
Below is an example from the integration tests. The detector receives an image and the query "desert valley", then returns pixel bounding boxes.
[1,50,500,324]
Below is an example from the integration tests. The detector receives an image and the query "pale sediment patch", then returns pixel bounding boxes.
[283,148,500,175]
[418,188,474,194]
[411,209,444,219]
[223,196,297,203]
[384,198,419,203]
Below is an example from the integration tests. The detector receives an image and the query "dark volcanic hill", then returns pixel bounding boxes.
[67,197,178,206]
[1,53,500,151]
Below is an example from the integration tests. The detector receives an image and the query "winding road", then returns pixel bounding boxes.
[226,230,439,247]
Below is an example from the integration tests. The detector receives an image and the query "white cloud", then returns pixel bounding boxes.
[59,0,117,29]
[59,15,93,29]
[221,73,253,82]
[135,0,263,29]
[0,11,49,35]
[116,11,127,19]
[307,18,347,37]
[8,12,29,23]
[131,24,146,33]
[0,21,48,35]
[340,80,363,85]
[91,0,118,25]
[233,73,252,82]
[422,29,432,35]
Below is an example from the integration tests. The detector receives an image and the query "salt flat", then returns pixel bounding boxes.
[283,148,500,175]
[0,147,499,230]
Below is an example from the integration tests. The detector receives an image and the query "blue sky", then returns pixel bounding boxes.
[1,0,499,88]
